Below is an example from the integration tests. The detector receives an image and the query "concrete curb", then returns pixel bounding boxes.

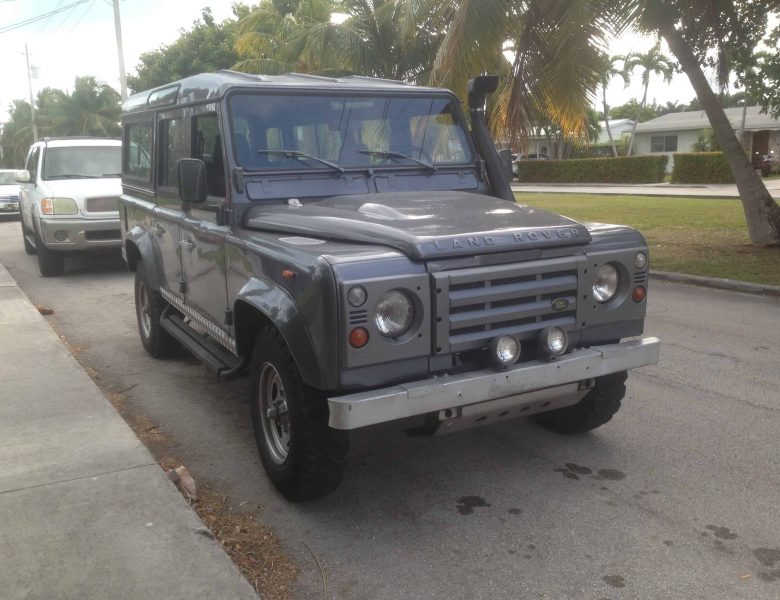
[651,270,780,298]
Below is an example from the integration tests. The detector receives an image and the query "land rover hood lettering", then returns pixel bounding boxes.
[244,191,591,259]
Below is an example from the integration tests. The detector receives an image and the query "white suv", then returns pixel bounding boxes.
[17,137,122,276]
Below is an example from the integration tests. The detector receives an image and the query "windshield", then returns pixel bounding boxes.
[42,146,121,180]
[229,94,473,171]
[0,172,17,185]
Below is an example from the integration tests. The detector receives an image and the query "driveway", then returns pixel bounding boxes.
[1,216,778,599]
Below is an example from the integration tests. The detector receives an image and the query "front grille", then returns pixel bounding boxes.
[86,196,118,212]
[0,195,19,202]
[85,229,121,241]
[433,256,579,353]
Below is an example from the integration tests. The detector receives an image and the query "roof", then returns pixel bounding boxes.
[599,118,634,129]
[634,106,779,133]
[123,70,448,114]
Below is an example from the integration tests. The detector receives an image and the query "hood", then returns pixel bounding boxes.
[39,177,121,199]
[245,191,590,260]
[0,184,20,196]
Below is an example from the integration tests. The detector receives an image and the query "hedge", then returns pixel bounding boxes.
[515,155,668,184]
[671,152,734,184]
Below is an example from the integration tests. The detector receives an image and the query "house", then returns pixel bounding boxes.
[633,106,780,170]
[596,118,634,145]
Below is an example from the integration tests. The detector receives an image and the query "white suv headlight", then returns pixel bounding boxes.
[41,197,78,215]
[593,264,619,303]
[374,290,414,337]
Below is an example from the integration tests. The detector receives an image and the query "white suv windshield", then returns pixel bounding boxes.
[42,146,121,180]
[229,94,473,171]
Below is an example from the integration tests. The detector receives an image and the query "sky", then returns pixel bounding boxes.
[0,0,703,124]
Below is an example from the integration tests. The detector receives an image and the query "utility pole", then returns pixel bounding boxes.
[112,0,128,100]
[24,43,38,142]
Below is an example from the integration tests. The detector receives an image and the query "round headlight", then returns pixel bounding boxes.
[634,252,647,270]
[374,290,414,337]
[593,264,619,303]
[347,286,367,307]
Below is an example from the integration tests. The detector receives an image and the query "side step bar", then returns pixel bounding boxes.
[160,310,244,376]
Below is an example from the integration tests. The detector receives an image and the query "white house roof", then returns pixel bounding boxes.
[599,118,634,129]
[634,106,779,133]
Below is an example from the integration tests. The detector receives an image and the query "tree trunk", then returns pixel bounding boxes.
[626,79,648,157]
[602,85,618,156]
[660,21,780,246]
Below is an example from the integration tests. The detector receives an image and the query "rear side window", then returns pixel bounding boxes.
[160,117,186,188]
[124,122,152,180]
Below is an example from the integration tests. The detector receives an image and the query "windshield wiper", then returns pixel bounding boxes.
[257,149,344,174]
[47,174,100,179]
[358,150,436,172]
[102,173,121,178]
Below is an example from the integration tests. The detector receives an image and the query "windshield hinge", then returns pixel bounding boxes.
[231,167,244,193]
[476,158,487,182]
[224,308,234,326]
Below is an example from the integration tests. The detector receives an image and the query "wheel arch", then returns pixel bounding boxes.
[234,282,327,391]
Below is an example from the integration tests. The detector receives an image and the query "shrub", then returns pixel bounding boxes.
[671,152,734,184]
[515,155,668,184]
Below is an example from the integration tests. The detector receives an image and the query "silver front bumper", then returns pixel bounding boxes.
[328,337,660,429]
[39,216,121,250]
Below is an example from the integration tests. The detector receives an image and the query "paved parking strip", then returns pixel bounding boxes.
[0,216,779,599]
[0,249,257,600]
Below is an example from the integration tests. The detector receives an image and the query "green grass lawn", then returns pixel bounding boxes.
[515,193,780,286]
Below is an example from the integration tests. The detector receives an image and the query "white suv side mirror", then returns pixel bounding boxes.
[15,169,30,183]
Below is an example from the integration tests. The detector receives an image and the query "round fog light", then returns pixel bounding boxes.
[491,335,520,366]
[541,326,568,356]
[54,230,68,242]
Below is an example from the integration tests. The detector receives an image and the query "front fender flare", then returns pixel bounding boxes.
[234,278,325,390]
[125,225,163,290]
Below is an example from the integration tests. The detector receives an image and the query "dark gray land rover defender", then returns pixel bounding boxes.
[120,71,659,501]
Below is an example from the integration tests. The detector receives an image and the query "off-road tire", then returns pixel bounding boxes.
[21,221,36,255]
[34,225,64,277]
[134,262,179,358]
[532,371,628,434]
[250,327,348,501]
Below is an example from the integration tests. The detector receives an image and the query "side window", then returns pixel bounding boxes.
[124,122,152,180]
[25,147,40,183]
[192,113,225,198]
[159,117,186,188]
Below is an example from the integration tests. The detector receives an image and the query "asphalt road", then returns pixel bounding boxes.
[1,215,779,600]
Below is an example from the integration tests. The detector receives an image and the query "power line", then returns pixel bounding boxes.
[0,0,91,34]
[65,0,96,36]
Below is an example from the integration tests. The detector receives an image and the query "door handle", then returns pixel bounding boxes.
[180,239,196,253]
[153,223,165,236]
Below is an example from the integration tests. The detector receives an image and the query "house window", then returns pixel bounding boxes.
[651,135,678,152]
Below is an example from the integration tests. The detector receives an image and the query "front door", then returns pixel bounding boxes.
[752,130,770,168]
[179,108,231,336]
[153,110,187,296]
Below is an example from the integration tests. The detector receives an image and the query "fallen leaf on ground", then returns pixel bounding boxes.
[35,305,54,315]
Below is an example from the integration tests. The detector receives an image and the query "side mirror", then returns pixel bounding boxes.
[15,169,30,183]
[497,149,513,181]
[178,158,207,205]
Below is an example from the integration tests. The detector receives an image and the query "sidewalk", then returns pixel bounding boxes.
[512,177,780,198]
[0,261,257,599]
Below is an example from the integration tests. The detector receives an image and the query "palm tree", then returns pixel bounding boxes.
[620,41,674,156]
[45,77,121,137]
[629,0,780,246]
[598,52,628,156]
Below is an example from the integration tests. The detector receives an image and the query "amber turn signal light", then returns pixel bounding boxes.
[349,327,369,348]
[632,286,646,303]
